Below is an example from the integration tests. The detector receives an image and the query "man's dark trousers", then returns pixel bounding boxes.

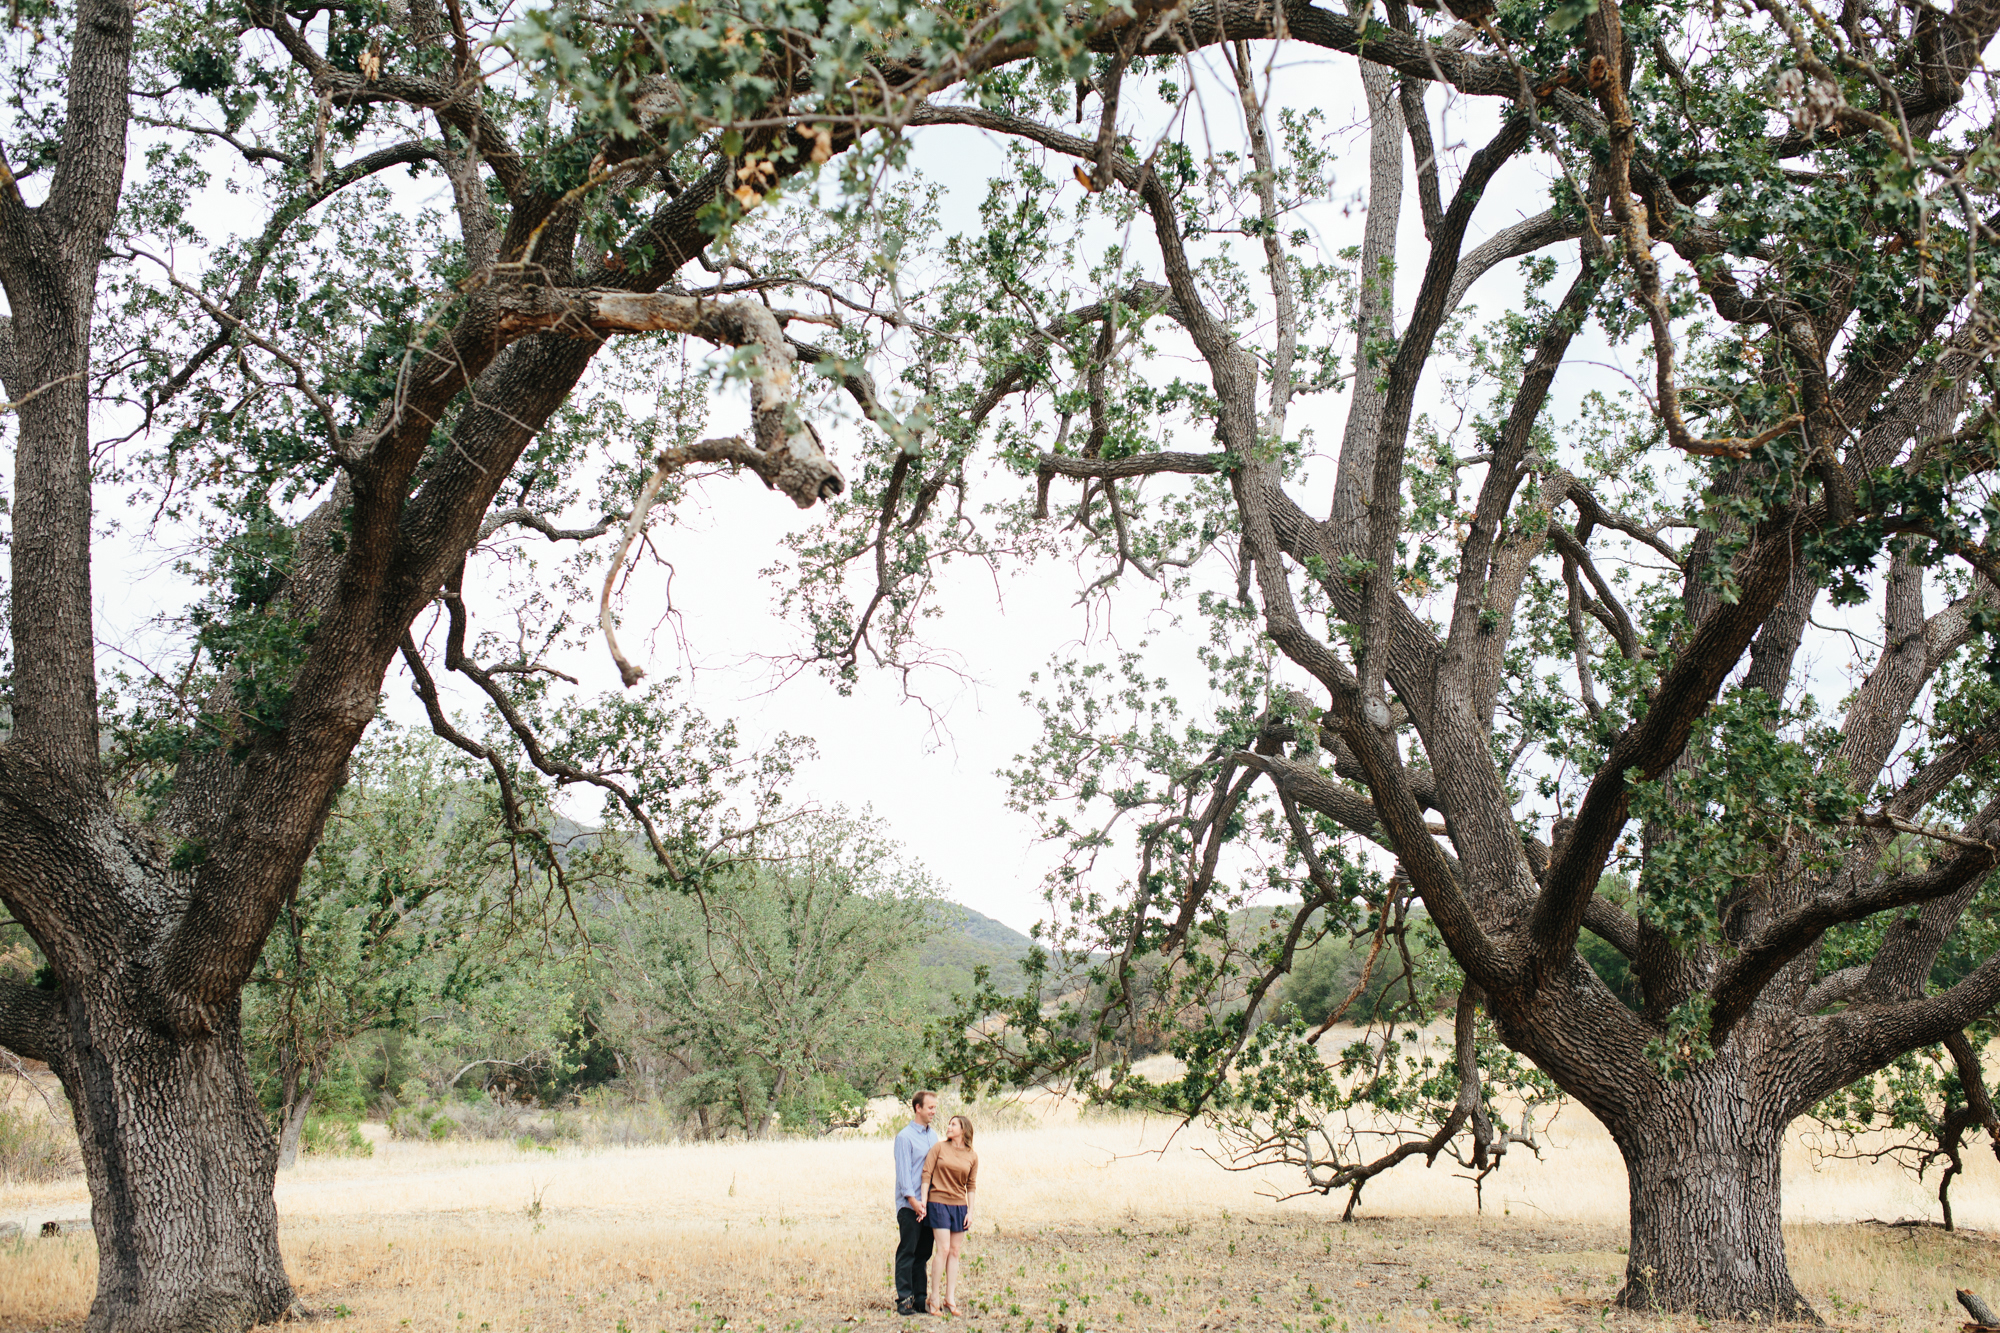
[895,1207,934,1311]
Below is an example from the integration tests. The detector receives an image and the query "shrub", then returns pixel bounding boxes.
[387,1091,575,1144]
[0,1103,80,1183]
[386,1104,460,1141]
[553,1092,683,1147]
[300,1115,373,1158]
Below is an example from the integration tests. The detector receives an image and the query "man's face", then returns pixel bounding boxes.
[914,1095,938,1127]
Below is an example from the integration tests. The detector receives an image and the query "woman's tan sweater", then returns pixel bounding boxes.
[921,1141,979,1206]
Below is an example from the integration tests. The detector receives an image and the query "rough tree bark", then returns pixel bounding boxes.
[63,995,292,1329]
[1613,1073,1802,1320]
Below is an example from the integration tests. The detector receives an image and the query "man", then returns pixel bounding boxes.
[892,1089,941,1316]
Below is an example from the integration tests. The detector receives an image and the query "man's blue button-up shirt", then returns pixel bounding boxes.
[894,1119,939,1214]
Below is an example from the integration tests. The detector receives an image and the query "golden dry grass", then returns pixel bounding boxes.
[3,1105,1997,1333]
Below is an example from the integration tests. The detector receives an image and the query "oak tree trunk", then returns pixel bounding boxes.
[1607,1064,1813,1322]
[52,982,293,1332]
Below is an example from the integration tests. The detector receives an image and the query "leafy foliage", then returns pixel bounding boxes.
[244,727,597,1141]
[597,808,946,1135]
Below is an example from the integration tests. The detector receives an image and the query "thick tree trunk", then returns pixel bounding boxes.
[1607,1066,1813,1322]
[52,984,293,1333]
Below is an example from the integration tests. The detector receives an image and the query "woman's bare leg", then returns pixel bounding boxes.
[946,1232,967,1311]
[929,1229,952,1310]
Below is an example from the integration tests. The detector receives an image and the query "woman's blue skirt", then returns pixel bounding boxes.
[928,1202,969,1233]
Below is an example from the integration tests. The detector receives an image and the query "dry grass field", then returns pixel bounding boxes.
[3,1096,1998,1333]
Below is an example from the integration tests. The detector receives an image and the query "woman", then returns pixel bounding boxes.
[919,1114,978,1316]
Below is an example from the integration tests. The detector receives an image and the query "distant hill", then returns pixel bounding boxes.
[941,904,1035,952]
[919,903,1038,998]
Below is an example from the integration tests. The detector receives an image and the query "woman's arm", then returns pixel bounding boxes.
[920,1143,941,1202]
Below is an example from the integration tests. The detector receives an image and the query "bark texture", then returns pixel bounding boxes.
[63,997,291,1330]
[1618,1101,1802,1319]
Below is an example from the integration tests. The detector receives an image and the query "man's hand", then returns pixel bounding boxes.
[908,1197,925,1221]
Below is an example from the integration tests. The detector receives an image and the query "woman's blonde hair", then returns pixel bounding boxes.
[950,1114,974,1148]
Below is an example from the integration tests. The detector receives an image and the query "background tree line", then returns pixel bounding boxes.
[5,720,990,1162]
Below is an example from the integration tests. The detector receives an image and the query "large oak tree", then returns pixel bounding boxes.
[793,1,2000,1325]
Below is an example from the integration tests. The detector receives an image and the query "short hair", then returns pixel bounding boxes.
[911,1089,938,1109]
[951,1114,974,1148]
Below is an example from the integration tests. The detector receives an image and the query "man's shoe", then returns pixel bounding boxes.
[896,1297,916,1317]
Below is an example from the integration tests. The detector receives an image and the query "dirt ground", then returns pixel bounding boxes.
[4,1109,1998,1332]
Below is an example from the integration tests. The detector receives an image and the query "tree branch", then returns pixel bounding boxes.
[420,569,683,874]
[1440,209,1589,323]
[36,0,132,247]
[1943,1028,2000,1153]
[1798,965,1870,1014]
[1710,820,2000,1043]
[1356,111,1533,708]
[249,4,528,200]
[1817,953,2000,1110]
[1033,451,1232,518]
[489,286,847,512]
[1327,56,1405,548]
[1446,263,1600,727]
[1530,520,1799,981]
[1547,521,1641,659]
[1400,77,1443,241]
[478,507,622,543]
[140,140,443,424]
[1886,724,2000,822]
[0,977,60,1065]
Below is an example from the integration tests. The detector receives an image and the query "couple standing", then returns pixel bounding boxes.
[891,1089,979,1317]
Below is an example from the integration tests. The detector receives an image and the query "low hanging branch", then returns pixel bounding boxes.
[1206,985,1553,1221]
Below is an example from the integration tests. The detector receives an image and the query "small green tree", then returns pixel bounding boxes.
[600,809,942,1136]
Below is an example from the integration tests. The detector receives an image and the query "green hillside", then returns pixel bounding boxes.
[919,903,1036,998]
